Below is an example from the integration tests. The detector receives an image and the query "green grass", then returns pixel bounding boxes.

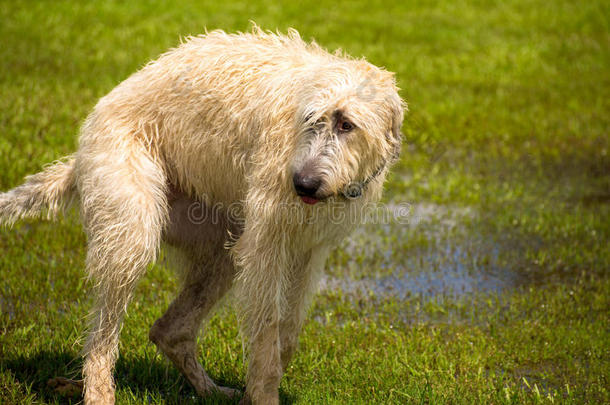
[1,0,608,403]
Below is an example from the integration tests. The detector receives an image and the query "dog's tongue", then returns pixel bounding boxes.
[300,196,319,205]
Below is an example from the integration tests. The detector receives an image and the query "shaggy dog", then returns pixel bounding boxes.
[0,26,404,404]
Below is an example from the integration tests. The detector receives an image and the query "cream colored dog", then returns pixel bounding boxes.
[0,26,404,404]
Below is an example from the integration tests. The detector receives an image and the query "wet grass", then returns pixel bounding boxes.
[1,0,609,403]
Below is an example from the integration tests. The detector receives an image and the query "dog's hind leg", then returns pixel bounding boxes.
[77,137,169,404]
[149,251,239,399]
[150,193,240,399]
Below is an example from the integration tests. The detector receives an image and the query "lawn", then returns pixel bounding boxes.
[0,0,608,403]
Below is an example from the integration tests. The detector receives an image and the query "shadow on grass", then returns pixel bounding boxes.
[1,350,296,404]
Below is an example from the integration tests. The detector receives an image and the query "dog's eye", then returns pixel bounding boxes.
[337,119,354,133]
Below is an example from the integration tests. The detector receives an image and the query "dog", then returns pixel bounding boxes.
[0,26,404,404]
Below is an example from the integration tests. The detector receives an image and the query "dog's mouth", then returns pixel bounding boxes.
[296,190,333,205]
[299,195,320,205]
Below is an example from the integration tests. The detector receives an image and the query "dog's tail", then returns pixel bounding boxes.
[0,156,77,226]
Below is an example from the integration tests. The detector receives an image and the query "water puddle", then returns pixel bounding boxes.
[321,203,538,303]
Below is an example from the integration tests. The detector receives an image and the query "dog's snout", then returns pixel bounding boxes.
[293,172,321,197]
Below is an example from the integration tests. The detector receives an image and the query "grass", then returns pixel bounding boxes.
[0,0,608,403]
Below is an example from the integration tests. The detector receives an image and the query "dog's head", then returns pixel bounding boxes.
[291,60,404,205]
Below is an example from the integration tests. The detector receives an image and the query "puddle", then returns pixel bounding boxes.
[320,203,538,303]
[321,241,522,301]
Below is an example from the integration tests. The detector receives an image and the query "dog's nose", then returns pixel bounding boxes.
[293,172,321,197]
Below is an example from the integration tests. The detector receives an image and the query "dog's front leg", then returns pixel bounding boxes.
[280,245,330,371]
[243,316,282,405]
[232,222,285,405]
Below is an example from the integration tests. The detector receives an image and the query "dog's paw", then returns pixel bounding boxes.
[47,376,83,397]
[213,385,241,401]
[216,384,241,398]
